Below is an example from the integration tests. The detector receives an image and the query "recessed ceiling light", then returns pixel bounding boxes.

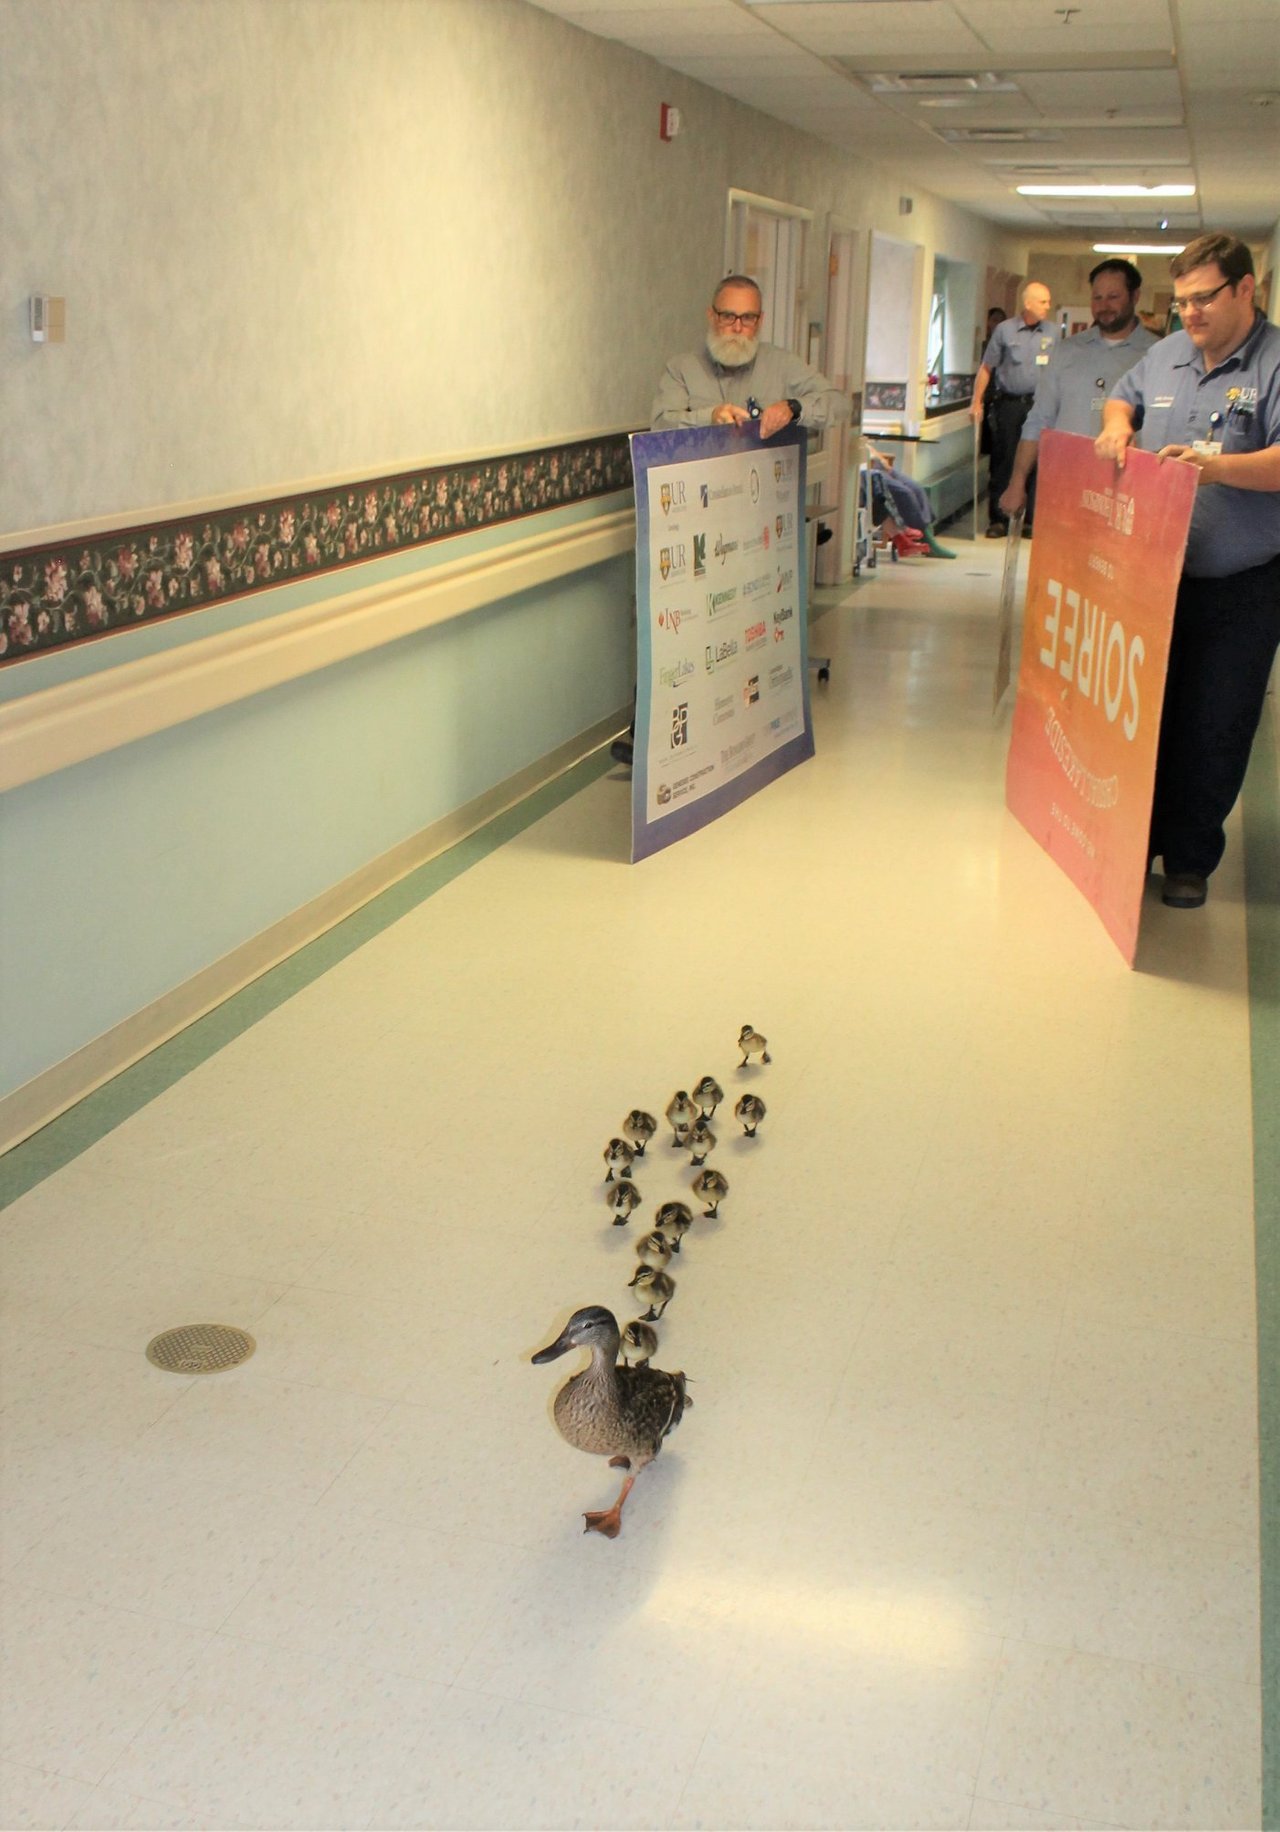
[1018,184,1196,197]
[1093,242,1187,255]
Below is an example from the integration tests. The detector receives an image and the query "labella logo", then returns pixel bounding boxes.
[772,603,793,625]
[705,636,740,672]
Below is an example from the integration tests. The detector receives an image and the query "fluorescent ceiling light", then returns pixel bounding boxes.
[1018,184,1196,197]
[1093,242,1187,255]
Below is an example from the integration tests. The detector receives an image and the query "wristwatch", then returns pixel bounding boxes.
[786,398,803,424]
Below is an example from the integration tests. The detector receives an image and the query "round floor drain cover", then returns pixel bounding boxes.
[146,1323,256,1374]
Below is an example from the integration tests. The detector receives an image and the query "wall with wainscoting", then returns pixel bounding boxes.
[0,0,1026,1139]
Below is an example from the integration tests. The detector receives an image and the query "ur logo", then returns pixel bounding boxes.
[693,533,706,577]
[660,483,671,517]
[773,460,783,484]
[659,547,671,580]
[671,703,689,748]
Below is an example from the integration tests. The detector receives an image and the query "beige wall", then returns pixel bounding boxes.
[2,0,1025,535]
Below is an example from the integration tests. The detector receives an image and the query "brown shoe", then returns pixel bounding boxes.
[1162,871,1207,908]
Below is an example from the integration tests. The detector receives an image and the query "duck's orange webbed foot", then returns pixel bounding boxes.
[583,1507,623,1537]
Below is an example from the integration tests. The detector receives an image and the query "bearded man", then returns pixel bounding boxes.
[651,274,849,438]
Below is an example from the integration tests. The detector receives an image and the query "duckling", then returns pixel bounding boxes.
[665,1090,697,1147]
[603,1137,636,1183]
[691,1166,729,1218]
[628,1264,675,1321]
[692,1075,724,1119]
[622,1110,658,1158]
[686,1119,716,1166]
[606,1179,642,1226]
[654,1200,693,1253]
[737,1024,772,1067]
[532,1305,689,1537]
[635,1228,673,1269]
[620,1319,659,1368]
[734,1094,766,1137]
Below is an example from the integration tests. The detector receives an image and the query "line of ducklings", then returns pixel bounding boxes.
[532,1028,770,1538]
[603,1037,769,1359]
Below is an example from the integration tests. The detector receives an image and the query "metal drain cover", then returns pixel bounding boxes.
[146,1323,256,1374]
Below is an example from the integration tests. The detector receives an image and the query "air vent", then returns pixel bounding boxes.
[940,127,1064,144]
[868,70,1019,95]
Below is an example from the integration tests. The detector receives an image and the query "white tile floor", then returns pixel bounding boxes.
[0,540,1263,1830]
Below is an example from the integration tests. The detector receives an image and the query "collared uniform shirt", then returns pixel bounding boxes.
[651,342,850,431]
[1022,321,1161,443]
[980,316,1060,397]
[1111,311,1280,578]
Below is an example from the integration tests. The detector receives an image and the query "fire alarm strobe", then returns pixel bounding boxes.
[660,103,681,141]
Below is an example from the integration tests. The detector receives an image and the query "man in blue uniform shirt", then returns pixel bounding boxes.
[999,260,1160,520]
[970,281,1056,536]
[1096,232,1280,909]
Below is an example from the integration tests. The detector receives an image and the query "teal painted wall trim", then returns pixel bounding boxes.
[0,552,635,1099]
[1244,693,1279,1830]
[0,746,615,1210]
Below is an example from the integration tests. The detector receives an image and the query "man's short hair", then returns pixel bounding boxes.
[1170,234,1254,285]
[1089,258,1142,295]
[713,274,763,307]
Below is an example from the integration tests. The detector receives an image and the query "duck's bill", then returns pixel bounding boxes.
[531,1334,571,1364]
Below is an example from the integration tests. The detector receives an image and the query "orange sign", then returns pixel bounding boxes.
[1005,430,1197,963]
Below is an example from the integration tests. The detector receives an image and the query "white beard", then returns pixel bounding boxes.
[707,329,757,368]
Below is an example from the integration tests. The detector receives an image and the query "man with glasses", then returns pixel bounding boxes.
[652,274,849,437]
[1095,232,1280,909]
[999,260,1159,524]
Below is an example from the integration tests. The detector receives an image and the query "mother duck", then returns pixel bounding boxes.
[532,1305,690,1537]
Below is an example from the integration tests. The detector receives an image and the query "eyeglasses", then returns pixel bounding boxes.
[1173,278,1234,313]
[712,308,761,328]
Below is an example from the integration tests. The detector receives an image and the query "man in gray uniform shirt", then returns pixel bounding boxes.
[999,260,1160,520]
[652,274,849,438]
[969,281,1056,536]
[1096,232,1280,909]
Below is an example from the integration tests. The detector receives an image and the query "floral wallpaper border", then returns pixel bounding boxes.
[1,434,634,665]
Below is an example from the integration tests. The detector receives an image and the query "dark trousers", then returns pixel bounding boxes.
[989,393,1035,526]
[1150,552,1280,877]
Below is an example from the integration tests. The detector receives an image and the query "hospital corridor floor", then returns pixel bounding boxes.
[0,537,1274,1831]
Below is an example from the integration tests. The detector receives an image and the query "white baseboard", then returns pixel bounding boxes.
[0,709,630,1156]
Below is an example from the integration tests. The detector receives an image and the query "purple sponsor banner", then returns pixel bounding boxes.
[629,424,814,862]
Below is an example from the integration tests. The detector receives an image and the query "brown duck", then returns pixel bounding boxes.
[532,1305,690,1538]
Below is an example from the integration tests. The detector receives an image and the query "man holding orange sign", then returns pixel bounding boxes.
[1096,233,1280,908]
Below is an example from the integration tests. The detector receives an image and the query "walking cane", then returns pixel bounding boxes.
[972,414,981,541]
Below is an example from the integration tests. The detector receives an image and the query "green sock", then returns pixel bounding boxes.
[923,530,956,558]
